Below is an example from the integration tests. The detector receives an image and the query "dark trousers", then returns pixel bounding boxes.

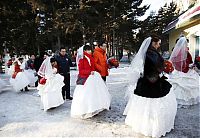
[62,74,70,99]
[102,76,106,82]
[35,75,42,87]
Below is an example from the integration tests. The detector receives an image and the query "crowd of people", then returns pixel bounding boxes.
[0,34,199,137]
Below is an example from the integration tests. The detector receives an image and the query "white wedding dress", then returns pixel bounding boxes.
[37,68,64,111]
[123,89,177,138]
[123,37,177,138]
[71,71,111,119]
[9,72,30,92]
[21,61,37,86]
[168,69,200,106]
[24,69,37,86]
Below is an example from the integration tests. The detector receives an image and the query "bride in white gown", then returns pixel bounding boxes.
[71,45,111,119]
[37,57,64,111]
[9,58,30,92]
[168,36,200,107]
[123,36,177,138]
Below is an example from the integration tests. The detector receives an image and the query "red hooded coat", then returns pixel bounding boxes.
[78,52,95,79]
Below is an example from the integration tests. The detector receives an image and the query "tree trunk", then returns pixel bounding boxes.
[57,36,61,49]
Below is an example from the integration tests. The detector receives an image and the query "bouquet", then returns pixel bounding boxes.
[12,72,17,79]
[108,58,119,68]
[164,60,174,73]
[39,78,47,85]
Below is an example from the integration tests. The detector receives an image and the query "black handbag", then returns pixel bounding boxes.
[76,76,87,85]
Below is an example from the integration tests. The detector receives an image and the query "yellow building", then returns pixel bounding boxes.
[164,1,200,59]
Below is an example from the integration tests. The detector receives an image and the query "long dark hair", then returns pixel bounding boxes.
[50,57,57,63]
[83,45,92,51]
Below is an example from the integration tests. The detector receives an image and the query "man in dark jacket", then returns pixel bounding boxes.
[55,47,73,100]
[25,55,35,70]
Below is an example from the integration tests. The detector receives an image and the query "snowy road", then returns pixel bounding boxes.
[0,67,199,137]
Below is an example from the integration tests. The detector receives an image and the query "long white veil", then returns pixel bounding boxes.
[37,56,54,79]
[169,37,188,72]
[76,46,84,70]
[128,37,152,84]
[126,37,152,97]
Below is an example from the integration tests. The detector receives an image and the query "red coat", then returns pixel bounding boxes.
[93,47,109,77]
[174,52,193,73]
[12,63,22,78]
[78,52,95,78]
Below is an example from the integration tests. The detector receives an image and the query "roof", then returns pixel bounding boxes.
[163,18,179,33]
[163,3,200,34]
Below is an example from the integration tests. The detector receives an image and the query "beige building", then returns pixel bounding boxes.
[164,0,200,59]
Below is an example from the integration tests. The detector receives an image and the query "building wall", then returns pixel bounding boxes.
[169,29,187,52]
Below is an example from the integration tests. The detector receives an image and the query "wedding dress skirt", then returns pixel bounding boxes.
[168,69,200,106]
[123,85,177,137]
[37,74,64,111]
[10,72,30,92]
[71,72,111,119]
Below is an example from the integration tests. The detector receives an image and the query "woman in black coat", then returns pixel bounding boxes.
[123,35,177,138]
[134,38,171,98]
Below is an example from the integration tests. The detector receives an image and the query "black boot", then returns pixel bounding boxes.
[25,86,29,91]
[66,97,73,100]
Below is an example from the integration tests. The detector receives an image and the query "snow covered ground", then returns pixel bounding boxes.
[0,65,199,137]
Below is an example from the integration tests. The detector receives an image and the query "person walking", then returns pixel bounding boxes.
[93,41,109,82]
[123,35,177,138]
[55,47,73,100]
[168,36,199,107]
[37,57,64,111]
[10,58,30,92]
[71,45,111,119]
